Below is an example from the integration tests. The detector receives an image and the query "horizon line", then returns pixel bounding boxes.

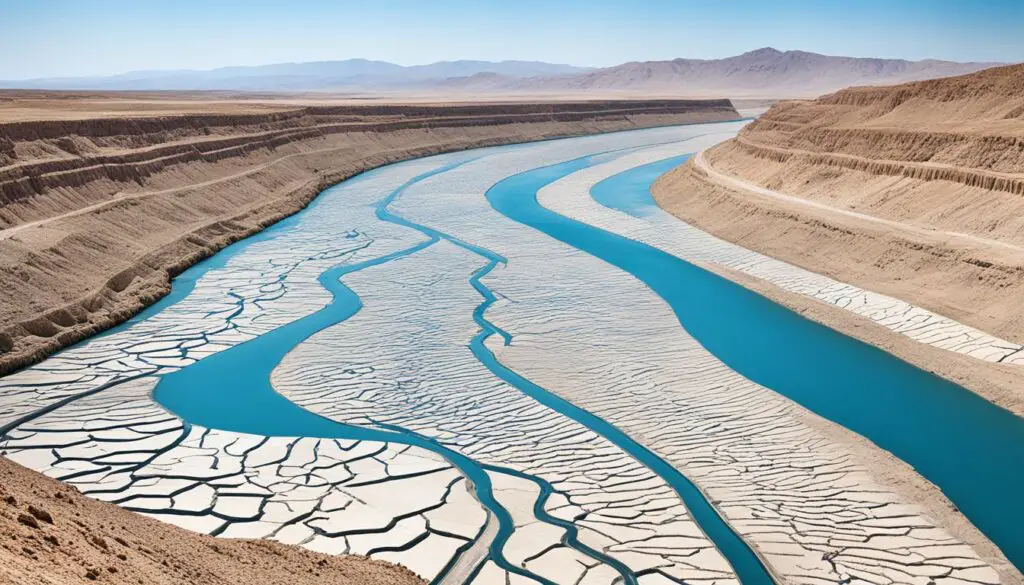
[3,46,1009,83]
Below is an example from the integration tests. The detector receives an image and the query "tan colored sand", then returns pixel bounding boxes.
[652,64,1024,415]
[0,94,739,375]
[0,456,425,585]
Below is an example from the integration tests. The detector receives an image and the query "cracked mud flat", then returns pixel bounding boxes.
[1,123,1020,585]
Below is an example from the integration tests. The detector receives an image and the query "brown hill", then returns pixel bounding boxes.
[653,63,1024,410]
[443,48,1000,98]
[711,62,1024,245]
[0,456,424,585]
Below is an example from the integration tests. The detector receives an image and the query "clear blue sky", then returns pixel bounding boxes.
[1,0,1022,79]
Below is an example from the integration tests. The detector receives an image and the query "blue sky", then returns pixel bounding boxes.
[1,0,1022,79]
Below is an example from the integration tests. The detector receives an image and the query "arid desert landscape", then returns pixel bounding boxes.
[1,3,1023,585]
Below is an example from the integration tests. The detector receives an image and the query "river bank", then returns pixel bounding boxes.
[654,156,1024,418]
[528,133,1022,583]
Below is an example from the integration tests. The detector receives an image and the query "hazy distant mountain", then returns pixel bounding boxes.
[0,59,592,91]
[442,48,1002,97]
[0,49,1001,96]
[402,60,592,80]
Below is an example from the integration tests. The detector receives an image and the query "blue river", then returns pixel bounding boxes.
[590,154,691,217]
[130,130,1023,579]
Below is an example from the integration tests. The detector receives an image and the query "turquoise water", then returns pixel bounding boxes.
[489,154,1024,571]
[149,161,572,585]
[590,154,691,217]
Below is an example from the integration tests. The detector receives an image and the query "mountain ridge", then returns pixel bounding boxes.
[443,48,1003,97]
[0,59,592,91]
[0,48,1004,97]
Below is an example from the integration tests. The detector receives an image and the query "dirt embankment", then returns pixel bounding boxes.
[0,97,739,375]
[653,64,1024,408]
[0,456,425,585]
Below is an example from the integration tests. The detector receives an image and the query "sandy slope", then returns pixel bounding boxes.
[653,63,1024,411]
[0,94,739,375]
[0,456,425,585]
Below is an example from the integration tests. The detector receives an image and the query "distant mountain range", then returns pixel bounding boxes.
[1,49,1003,97]
[0,60,592,91]
[440,48,1001,97]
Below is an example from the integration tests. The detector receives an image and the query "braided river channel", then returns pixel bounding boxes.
[2,122,1021,585]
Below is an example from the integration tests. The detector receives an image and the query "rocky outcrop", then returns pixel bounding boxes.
[731,137,1024,195]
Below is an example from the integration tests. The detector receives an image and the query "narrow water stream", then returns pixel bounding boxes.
[150,161,574,585]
